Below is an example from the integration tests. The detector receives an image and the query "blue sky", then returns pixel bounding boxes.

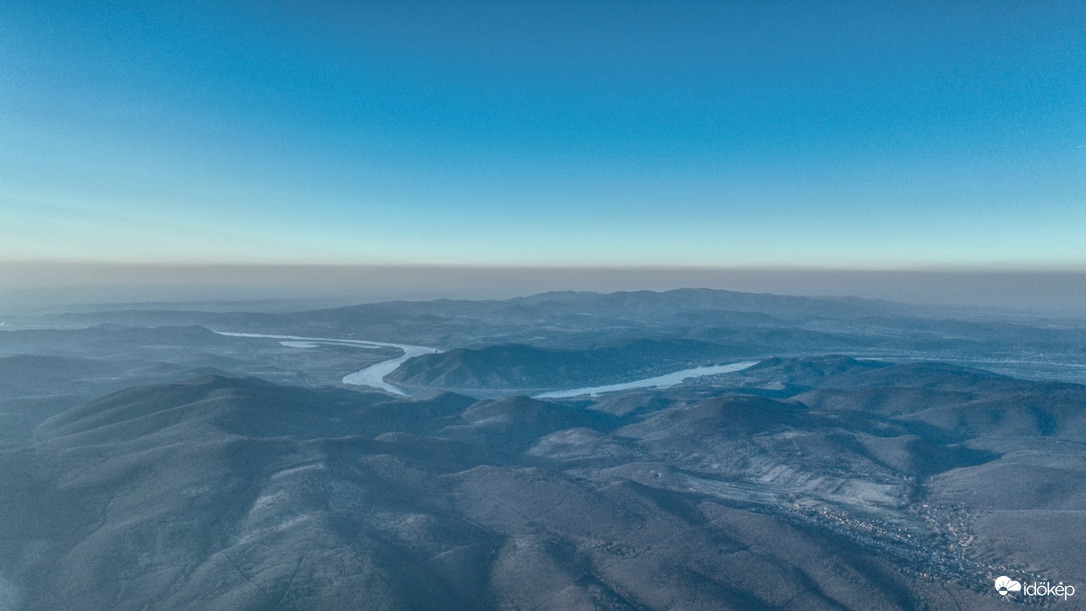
[2,0,1085,272]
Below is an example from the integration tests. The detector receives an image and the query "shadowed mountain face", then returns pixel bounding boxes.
[386,340,739,393]
[3,358,1081,610]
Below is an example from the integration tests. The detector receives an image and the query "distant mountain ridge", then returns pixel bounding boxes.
[29,288,1086,387]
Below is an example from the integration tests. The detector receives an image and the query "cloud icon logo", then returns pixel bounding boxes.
[995,576,1022,596]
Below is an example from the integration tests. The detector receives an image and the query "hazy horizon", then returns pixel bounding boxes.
[3,262,1085,317]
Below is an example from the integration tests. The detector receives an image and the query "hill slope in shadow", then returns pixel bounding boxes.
[5,356,1081,609]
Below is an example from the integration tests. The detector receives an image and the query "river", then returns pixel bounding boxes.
[533,361,759,398]
[216,331,757,398]
[215,331,437,396]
